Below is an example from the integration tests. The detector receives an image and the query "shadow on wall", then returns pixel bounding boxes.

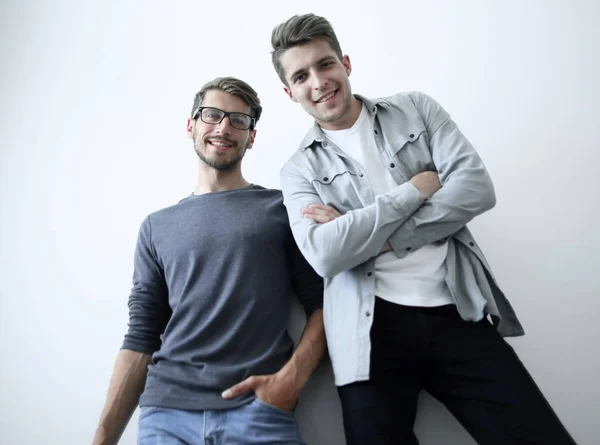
[287,297,476,445]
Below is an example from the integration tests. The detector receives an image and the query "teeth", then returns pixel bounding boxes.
[211,141,230,147]
[317,91,335,103]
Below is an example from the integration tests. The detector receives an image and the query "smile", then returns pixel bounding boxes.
[208,140,232,150]
[315,90,337,103]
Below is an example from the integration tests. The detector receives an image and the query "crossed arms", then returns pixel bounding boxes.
[281,93,496,278]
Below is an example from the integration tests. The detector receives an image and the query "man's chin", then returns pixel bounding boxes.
[197,153,242,171]
[316,111,343,124]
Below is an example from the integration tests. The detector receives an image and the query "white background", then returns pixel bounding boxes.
[1,1,598,444]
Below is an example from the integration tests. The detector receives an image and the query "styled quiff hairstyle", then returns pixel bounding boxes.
[271,14,343,86]
[191,77,263,129]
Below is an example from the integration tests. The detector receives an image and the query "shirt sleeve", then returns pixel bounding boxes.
[286,231,324,319]
[121,216,172,354]
[281,165,424,277]
[388,92,497,256]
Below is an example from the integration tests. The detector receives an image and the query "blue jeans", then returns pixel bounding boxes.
[138,398,306,445]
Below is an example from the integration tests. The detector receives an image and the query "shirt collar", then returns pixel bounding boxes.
[298,94,390,150]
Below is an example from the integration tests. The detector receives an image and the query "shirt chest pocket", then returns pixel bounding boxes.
[389,123,435,178]
[306,165,366,213]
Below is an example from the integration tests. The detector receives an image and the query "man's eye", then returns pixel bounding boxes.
[231,116,247,127]
[294,74,306,83]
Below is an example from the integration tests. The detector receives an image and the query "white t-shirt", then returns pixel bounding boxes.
[322,105,453,307]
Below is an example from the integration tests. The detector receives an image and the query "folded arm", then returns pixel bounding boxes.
[280,167,425,277]
[388,92,496,255]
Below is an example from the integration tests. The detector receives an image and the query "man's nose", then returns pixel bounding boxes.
[215,115,233,133]
[313,72,328,91]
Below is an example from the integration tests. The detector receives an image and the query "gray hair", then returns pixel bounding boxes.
[271,14,343,86]
[191,77,262,127]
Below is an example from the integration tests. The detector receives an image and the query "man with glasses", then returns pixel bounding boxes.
[93,77,325,445]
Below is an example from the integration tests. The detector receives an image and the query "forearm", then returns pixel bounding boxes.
[93,349,152,445]
[388,171,496,254]
[278,309,326,395]
[282,169,425,277]
[389,92,497,254]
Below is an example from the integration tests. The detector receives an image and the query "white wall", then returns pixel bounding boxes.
[1,0,598,444]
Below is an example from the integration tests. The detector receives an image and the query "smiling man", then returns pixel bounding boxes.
[270,13,576,445]
[93,77,325,445]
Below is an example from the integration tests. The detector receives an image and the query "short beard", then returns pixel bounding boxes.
[195,148,244,171]
[193,129,247,171]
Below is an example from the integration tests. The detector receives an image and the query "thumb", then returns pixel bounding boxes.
[222,375,261,399]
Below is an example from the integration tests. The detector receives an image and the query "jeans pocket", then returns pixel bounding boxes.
[253,398,294,417]
[138,405,162,421]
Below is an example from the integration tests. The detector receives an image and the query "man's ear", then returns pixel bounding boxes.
[246,129,257,149]
[283,86,298,103]
[186,118,194,139]
[342,55,352,77]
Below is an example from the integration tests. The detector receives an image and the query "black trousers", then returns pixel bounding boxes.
[337,298,576,445]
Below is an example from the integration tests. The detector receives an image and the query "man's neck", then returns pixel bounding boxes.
[194,165,249,195]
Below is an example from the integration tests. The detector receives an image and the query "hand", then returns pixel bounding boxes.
[302,204,342,224]
[409,171,441,199]
[222,372,299,412]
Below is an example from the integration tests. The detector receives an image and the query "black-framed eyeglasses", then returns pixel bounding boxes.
[192,106,255,130]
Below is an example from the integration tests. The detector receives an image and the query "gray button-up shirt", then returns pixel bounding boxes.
[280,91,524,386]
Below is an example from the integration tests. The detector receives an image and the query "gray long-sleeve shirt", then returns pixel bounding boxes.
[122,185,323,410]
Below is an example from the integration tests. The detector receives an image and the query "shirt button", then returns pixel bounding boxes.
[367,272,373,277]
[409,133,415,138]
[366,311,371,317]
[406,247,412,251]
[358,173,364,178]
[323,177,329,182]
[469,242,475,247]
[374,130,378,135]
[390,163,395,168]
